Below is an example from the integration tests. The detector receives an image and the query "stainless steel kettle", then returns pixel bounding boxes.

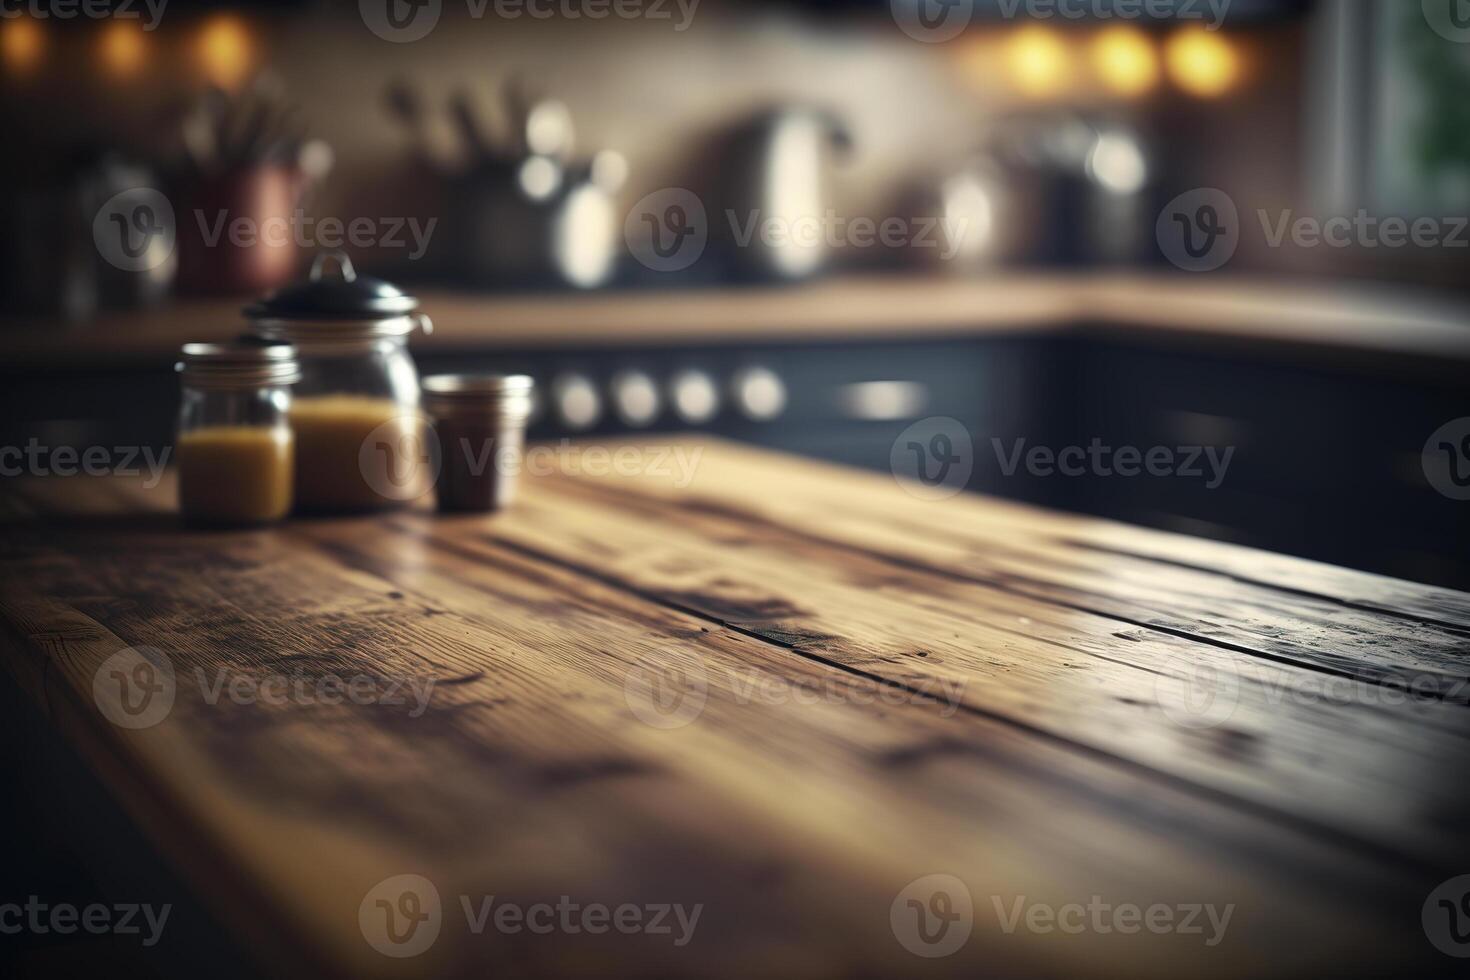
[711,108,853,281]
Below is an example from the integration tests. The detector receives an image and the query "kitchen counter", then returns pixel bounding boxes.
[4,273,1469,369]
[1,438,1467,977]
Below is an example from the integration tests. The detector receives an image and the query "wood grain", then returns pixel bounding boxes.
[1,439,1467,979]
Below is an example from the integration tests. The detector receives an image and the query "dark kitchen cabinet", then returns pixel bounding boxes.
[1052,335,1470,589]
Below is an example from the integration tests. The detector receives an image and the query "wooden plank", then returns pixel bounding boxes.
[415,481,1468,871]
[554,435,1470,632]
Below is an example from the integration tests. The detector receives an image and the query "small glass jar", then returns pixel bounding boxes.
[175,342,299,526]
[246,253,433,513]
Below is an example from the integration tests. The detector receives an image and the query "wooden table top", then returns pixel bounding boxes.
[2,438,1468,978]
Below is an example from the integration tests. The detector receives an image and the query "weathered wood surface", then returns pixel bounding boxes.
[1,437,1467,979]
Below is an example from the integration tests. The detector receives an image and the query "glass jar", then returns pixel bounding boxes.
[246,253,434,513]
[175,342,299,526]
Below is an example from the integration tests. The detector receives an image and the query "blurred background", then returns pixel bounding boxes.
[1,0,1467,586]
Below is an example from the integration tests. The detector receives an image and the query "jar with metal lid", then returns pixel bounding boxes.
[245,252,433,513]
[175,342,299,526]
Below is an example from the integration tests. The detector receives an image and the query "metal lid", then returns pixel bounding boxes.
[422,374,535,421]
[243,252,419,321]
[176,342,301,388]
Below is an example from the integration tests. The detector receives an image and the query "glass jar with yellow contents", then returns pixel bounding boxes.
[175,342,299,526]
[245,253,434,513]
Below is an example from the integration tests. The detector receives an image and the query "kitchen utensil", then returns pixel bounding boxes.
[175,341,300,526]
[245,252,434,513]
[448,82,622,289]
[422,374,535,512]
[709,107,853,281]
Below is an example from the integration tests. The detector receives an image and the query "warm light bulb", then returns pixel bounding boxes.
[199,14,253,90]
[100,20,146,79]
[1,16,45,76]
[1165,27,1239,98]
[1092,25,1158,97]
[1007,26,1070,98]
